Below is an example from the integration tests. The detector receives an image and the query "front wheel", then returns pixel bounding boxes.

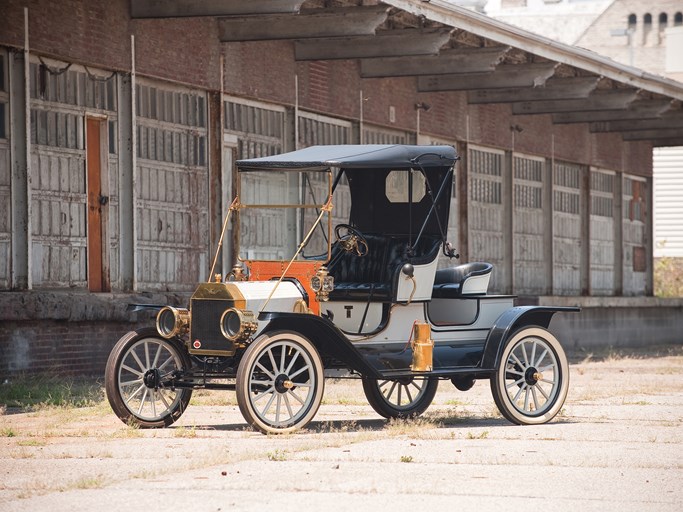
[105,328,193,428]
[362,376,438,419]
[235,332,324,434]
[490,326,569,425]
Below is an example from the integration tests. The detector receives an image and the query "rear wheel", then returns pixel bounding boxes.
[490,326,569,425]
[105,329,192,428]
[362,376,438,419]
[236,332,324,434]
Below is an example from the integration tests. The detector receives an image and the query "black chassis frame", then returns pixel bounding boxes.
[149,304,578,392]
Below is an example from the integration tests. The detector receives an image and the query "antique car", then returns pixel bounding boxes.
[105,144,578,434]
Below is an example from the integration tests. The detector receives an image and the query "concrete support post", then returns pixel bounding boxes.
[117,72,134,291]
[9,50,29,290]
[456,141,468,263]
[581,166,591,296]
[614,172,624,296]
[503,150,514,295]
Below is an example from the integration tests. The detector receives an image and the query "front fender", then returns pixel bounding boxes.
[257,312,381,378]
[480,306,579,370]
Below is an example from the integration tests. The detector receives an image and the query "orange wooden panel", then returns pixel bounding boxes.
[246,260,324,315]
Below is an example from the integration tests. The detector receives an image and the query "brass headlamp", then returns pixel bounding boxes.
[311,266,334,302]
[156,306,191,339]
[220,307,258,341]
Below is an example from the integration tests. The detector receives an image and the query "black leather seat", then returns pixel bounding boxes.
[432,262,493,298]
[328,234,440,302]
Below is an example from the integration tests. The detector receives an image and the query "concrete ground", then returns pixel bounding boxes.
[1,347,682,512]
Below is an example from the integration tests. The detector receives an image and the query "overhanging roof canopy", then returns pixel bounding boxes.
[236,144,458,170]
[132,0,683,147]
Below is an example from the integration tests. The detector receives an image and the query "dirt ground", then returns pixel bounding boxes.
[1,347,682,512]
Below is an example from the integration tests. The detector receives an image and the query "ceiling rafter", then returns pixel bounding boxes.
[418,62,558,92]
[218,5,389,41]
[360,46,509,78]
[294,28,452,60]
[552,99,675,124]
[512,88,641,115]
[468,76,602,104]
[131,0,305,18]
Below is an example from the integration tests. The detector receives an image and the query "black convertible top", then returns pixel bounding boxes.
[236,144,457,170]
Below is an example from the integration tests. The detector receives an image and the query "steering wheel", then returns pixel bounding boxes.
[334,224,369,257]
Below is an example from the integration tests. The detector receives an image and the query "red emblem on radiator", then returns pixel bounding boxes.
[193,340,201,349]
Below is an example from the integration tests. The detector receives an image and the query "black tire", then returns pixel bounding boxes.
[105,328,192,428]
[362,376,438,419]
[490,326,569,425]
[235,331,324,434]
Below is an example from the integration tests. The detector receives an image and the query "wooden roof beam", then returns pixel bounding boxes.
[468,76,601,104]
[417,62,557,92]
[622,129,683,141]
[294,29,452,61]
[552,99,674,124]
[218,6,389,42]
[359,46,509,78]
[512,89,640,115]
[644,138,683,147]
[591,116,683,133]
[131,0,304,18]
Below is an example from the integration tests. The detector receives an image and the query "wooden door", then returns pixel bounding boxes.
[86,117,109,292]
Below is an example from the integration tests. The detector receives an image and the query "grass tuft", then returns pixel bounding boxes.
[0,376,104,411]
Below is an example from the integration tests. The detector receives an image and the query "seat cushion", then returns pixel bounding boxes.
[328,282,392,301]
[431,282,462,299]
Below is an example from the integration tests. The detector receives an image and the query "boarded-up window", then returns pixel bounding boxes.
[30,63,116,112]
[363,125,414,145]
[470,149,502,204]
[224,100,284,159]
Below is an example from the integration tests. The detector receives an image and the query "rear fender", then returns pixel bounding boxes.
[480,306,579,370]
[258,313,381,378]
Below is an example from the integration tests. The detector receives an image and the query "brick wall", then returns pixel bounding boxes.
[0,320,147,377]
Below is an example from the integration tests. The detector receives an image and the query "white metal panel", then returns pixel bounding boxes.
[513,154,546,294]
[468,146,506,294]
[553,161,582,295]
[590,169,616,296]
[653,146,683,257]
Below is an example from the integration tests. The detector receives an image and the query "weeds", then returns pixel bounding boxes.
[1,427,17,437]
[654,256,683,298]
[267,449,288,461]
[466,430,489,440]
[400,455,413,463]
[0,376,104,411]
